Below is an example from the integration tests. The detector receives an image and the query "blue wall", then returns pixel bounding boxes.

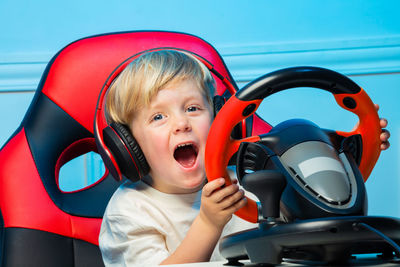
[1,0,399,216]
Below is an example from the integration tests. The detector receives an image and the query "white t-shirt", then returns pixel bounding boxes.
[99,180,257,266]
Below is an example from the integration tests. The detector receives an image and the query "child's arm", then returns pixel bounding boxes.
[160,178,246,264]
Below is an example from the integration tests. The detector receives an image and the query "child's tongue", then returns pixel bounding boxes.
[174,145,197,168]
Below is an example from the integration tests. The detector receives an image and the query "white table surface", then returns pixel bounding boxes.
[164,257,400,267]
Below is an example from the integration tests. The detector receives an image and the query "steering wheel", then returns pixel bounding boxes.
[205,66,381,223]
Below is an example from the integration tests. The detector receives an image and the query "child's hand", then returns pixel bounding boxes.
[199,178,247,231]
[375,104,390,150]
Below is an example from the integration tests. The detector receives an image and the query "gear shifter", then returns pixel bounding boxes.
[241,170,286,221]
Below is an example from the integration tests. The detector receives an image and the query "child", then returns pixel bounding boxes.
[99,50,390,266]
[99,50,255,266]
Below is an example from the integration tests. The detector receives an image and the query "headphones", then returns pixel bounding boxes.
[94,48,237,182]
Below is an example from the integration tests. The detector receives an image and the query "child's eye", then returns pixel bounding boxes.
[187,106,199,112]
[152,113,164,121]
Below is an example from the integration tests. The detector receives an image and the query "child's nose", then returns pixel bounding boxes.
[173,116,192,133]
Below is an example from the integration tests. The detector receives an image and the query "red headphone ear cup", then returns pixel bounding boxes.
[102,123,150,182]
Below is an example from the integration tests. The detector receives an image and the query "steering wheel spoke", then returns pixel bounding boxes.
[229,136,261,158]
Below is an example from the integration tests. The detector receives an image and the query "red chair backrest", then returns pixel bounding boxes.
[0,31,271,266]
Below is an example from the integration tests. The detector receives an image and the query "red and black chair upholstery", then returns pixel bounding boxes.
[0,31,272,266]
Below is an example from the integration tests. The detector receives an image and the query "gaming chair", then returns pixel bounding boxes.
[0,31,271,266]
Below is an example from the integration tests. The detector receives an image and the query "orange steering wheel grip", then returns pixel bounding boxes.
[205,67,381,223]
[205,96,262,223]
[334,89,381,181]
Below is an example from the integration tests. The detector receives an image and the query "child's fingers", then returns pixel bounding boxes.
[219,189,245,210]
[223,196,248,214]
[202,178,226,197]
[380,118,388,128]
[380,129,390,150]
[380,129,390,141]
[381,142,390,150]
[210,184,240,203]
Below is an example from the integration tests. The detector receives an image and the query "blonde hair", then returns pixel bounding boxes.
[106,50,216,125]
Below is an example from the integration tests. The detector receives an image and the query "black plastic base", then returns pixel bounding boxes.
[220,216,400,266]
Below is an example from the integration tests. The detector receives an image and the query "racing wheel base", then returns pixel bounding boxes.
[220,216,400,265]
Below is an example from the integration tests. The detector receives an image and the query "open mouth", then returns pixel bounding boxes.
[173,143,199,168]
